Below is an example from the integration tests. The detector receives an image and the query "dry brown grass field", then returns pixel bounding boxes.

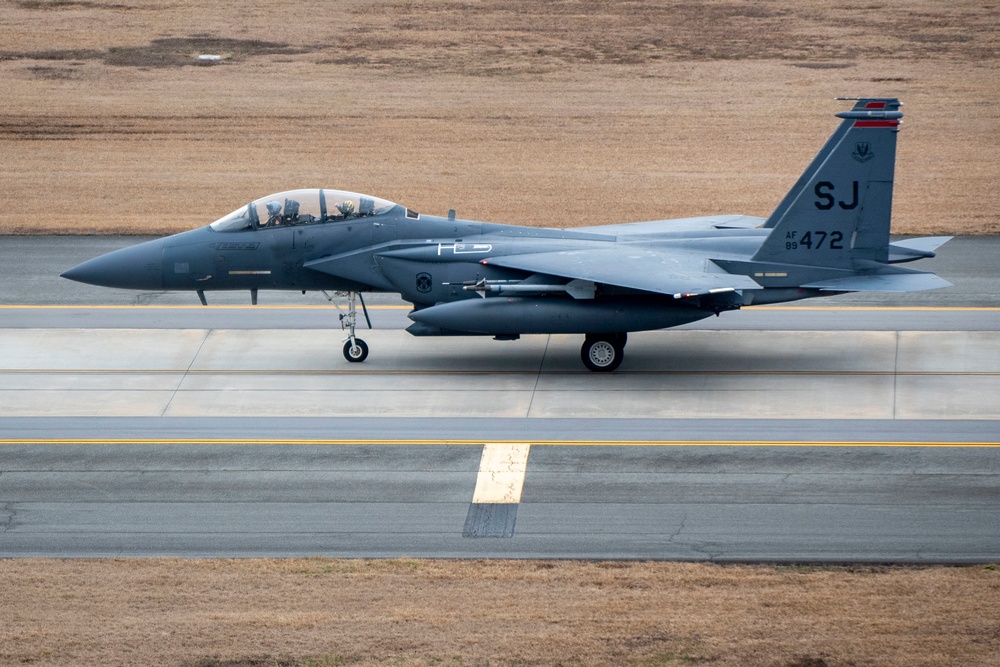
[1,559,998,667]
[0,0,998,235]
[3,2,1000,665]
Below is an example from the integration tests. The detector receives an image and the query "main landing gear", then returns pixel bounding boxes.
[581,333,628,372]
[325,290,371,363]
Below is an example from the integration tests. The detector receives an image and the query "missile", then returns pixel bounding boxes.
[453,278,596,299]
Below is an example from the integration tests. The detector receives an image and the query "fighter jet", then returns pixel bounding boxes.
[63,98,950,371]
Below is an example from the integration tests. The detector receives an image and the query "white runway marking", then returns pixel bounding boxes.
[471,443,531,504]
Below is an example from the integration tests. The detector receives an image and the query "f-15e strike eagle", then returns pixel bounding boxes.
[63,98,950,371]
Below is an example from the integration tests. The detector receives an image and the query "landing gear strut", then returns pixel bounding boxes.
[581,333,627,372]
[325,290,371,363]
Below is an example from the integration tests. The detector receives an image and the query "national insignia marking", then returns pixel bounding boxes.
[852,141,874,163]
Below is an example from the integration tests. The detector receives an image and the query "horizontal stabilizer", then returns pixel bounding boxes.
[712,217,765,230]
[887,236,952,263]
[802,272,952,293]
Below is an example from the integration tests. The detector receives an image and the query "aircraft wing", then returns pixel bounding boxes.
[483,245,760,298]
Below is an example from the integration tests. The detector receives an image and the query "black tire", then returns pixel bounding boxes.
[581,336,623,372]
[343,338,369,363]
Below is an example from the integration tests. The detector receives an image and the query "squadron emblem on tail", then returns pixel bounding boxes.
[852,141,875,163]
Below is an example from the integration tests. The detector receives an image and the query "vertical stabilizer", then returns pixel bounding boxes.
[753,98,902,268]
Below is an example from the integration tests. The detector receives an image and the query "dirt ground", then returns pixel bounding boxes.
[0,0,998,235]
[1,559,998,667]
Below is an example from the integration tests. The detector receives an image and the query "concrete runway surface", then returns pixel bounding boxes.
[0,236,998,560]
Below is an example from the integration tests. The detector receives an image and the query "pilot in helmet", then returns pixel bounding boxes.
[265,200,282,226]
[336,200,355,217]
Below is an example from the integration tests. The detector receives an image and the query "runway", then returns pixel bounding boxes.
[0,236,998,560]
[2,435,998,560]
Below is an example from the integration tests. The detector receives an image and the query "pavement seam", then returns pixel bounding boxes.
[159,328,212,417]
[524,335,551,417]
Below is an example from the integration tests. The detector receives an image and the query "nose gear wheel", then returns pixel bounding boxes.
[343,338,369,362]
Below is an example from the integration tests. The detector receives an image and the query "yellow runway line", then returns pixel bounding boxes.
[1,439,997,447]
[2,369,998,376]
[2,305,999,312]
[0,304,411,310]
[749,306,1000,311]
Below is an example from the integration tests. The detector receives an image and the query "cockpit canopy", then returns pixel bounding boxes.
[209,189,398,232]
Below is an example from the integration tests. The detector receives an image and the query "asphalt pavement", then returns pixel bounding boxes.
[2,437,997,560]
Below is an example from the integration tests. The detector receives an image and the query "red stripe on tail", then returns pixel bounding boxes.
[854,120,899,127]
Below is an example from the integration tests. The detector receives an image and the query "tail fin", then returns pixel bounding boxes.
[753,98,903,268]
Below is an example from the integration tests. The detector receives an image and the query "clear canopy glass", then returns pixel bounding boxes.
[210,189,397,232]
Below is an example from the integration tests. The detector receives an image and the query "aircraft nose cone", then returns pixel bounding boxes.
[61,239,165,290]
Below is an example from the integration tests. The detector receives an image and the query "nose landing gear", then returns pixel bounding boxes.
[325,290,372,363]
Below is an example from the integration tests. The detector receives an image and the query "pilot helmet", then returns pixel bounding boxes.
[265,201,282,217]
